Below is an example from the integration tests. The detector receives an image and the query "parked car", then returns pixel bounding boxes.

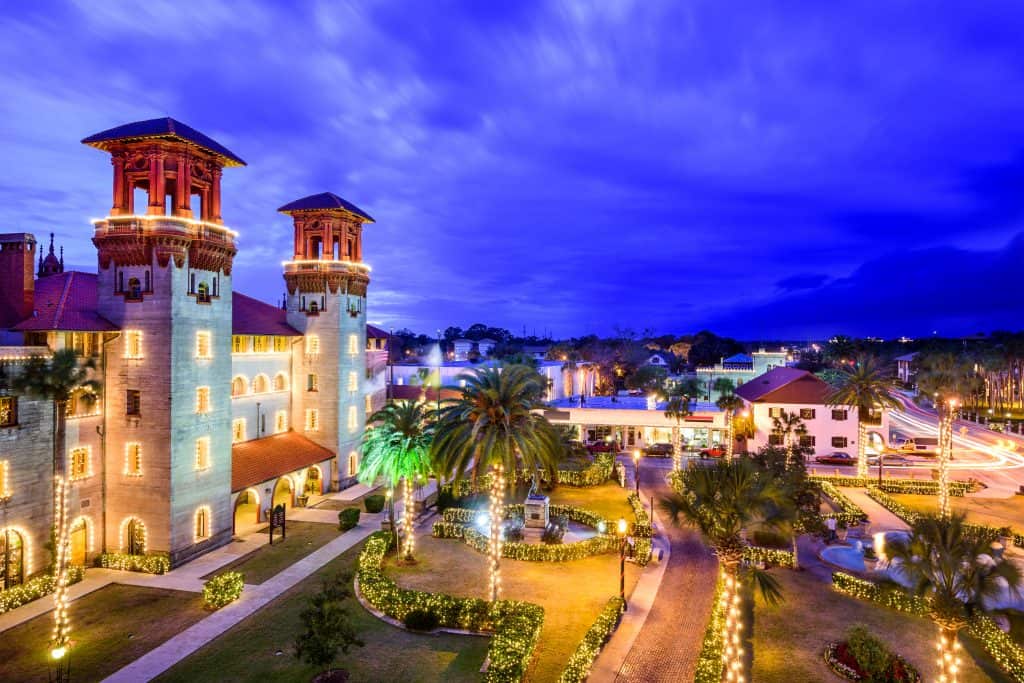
[643,442,673,457]
[700,445,726,458]
[814,452,856,466]
[897,438,938,456]
[586,441,615,453]
[868,454,914,467]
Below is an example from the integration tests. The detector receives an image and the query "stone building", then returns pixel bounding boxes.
[0,117,384,579]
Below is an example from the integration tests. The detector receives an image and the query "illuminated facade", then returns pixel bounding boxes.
[0,118,383,572]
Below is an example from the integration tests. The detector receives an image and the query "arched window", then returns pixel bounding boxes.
[252,374,269,394]
[124,518,146,555]
[197,281,210,303]
[0,528,24,590]
[195,506,210,542]
[127,277,142,300]
[273,372,289,392]
[232,376,248,397]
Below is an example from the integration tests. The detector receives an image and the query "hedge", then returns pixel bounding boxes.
[432,521,620,562]
[809,474,977,496]
[627,493,653,538]
[818,481,868,525]
[339,507,361,531]
[203,571,244,609]
[832,571,1024,682]
[443,453,617,499]
[0,566,85,615]
[357,532,543,682]
[558,596,626,683]
[743,545,796,569]
[100,552,171,574]
[694,570,728,683]
[865,487,1012,543]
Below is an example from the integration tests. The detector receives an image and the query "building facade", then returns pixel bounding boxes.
[0,118,380,578]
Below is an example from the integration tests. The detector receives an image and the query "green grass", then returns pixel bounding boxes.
[752,570,1006,682]
[390,531,641,682]
[203,521,342,584]
[888,493,1024,532]
[157,540,489,683]
[0,584,207,683]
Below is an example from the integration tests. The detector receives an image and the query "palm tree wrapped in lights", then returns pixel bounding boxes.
[664,378,700,470]
[769,409,807,467]
[12,349,100,677]
[432,365,561,602]
[714,378,744,461]
[662,459,793,683]
[358,400,434,562]
[886,513,1023,683]
[913,353,977,517]
[827,355,901,480]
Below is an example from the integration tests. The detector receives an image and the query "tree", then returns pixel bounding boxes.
[769,409,807,465]
[826,355,902,479]
[626,365,667,394]
[12,349,100,660]
[713,378,744,461]
[886,514,1023,681]
[358,401,434,562]
[751,446,823,570]
[687,331,743,368]
[294,572,364,678]
[431,365,562,601]
[825,335,856,366]
[661,459,793,676]
[913,353,977,516]
[663,391,692,471]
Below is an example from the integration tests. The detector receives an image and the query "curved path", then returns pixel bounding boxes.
[610,460,718,682]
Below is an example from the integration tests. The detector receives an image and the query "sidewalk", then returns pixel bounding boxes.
[840,487,909,532]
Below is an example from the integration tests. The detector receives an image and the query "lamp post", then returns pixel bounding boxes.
[632,449,640,496]
[617,517,629,609]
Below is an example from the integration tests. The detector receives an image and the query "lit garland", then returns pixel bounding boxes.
[0,460,10,498]
[626,493,653,538]
[742,545,796,569]
[817,481,869,525]
[938,402,955,518]
[694,570,728,682]
[51,476,71,659]
[441,452,616,498]
[722,571,745,682]
[866,488,1011,544]
[856,420,869,479]
[558,596,625,683]
[488,464,505,602]
[402,477,415,561]
[937,629,962,683]
[809,474,977,496]
[203,571,244,610]
[99,552,170,574]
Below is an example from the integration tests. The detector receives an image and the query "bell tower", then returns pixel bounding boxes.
[279,192,373,489]
[83,117,245,566]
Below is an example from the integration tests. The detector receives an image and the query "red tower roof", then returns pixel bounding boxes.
[277,192,374,222]
[82,117,246,167]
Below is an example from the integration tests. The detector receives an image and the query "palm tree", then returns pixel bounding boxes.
[664,378,700,470]
[886,514,1023,681]
[914,353,976,517]
[11,348,100,663]
[358,400,434,562]
[431,365,562,601]
[827,355,901,479]
[714,378,744,461]
[662,459,793,678]
[770,409,807,466]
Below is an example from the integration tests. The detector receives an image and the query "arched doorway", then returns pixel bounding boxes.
[123,517,146,555]
[0,528,24,590]
[70,517,89,566]
[305,466,323,497]
[866,431,886,454]
[273,476,294,511]
[233,489,260,533]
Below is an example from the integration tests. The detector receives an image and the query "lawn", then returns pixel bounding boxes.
[309,484,383,511]
[389,532,642,682]
[0,584,207,683]
[157,540,489,683]
[203,521,342,584]
[752,570,1006,682]
[889,493,1024,532]
[459,481,634,522]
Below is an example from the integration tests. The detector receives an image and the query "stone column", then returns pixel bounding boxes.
[210,167,222,223]
[147,151,165,215]
[111,154,126,215]
[294,219,305,259]
[322,218,333,261]
[174,154,192,218]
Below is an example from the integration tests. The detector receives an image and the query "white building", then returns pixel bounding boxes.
[389,359,596,403]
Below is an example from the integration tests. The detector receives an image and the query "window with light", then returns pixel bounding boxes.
[125,330,143,359]
[348,371,357,393]
[232,419,246,444]
[196,386,211,414]
[348,405,358,433]
[70,447,91,480]
[275,411,288,433]
[195,437,211,471]
[306,335,320,355]
[125,443,143,476]
[306,409,319,432]
[195,331,212,359]
[347,334,358,355]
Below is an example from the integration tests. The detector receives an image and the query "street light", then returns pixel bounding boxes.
[632,449,640,496]
[617,517,629,609]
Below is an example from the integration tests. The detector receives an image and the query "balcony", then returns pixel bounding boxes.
[92,215,237,244]
[282,259,371,275]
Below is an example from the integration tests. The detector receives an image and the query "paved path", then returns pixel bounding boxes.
[840,487,910,532]
[600,460,718,682]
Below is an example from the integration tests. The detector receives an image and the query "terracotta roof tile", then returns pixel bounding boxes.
[13,271,118,332]
[231,432,334,492]
[232,292,301,336]
[735,367,831,405]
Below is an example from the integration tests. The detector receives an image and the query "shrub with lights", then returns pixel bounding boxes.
[356,532,543,682]
[0,566,84,615]
[742,545,796,569]
[442,452,617,501]
[809,474,977,496]
[203,571,244,610]
[99,552,170,575]
[558,596,625,683]
[866,487,1013,544]
[817,481,869,526]
[627,493,653,538]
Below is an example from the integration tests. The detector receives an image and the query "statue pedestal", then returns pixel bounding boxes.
[524,494,549,528]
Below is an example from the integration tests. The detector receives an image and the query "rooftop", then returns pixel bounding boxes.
[232,292,301,336]
[277,192,374,223]
[547,395,719,412]
[81,117,246,166]
[734,366,832,405]
[13,271,118,332]
[231,432,334,492]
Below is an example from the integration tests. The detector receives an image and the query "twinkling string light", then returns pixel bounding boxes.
[937,630,962,683]
[488,464,505,602]
[720,570,746,683]
[937,399,956,518]
[50,476,71,670]
[402,477,415,561]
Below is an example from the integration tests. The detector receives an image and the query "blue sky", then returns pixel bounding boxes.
[3,1,1024,340]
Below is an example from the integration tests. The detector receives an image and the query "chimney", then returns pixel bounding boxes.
[0,233,36,330]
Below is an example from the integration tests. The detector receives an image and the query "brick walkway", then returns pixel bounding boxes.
[611,461,718,682]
